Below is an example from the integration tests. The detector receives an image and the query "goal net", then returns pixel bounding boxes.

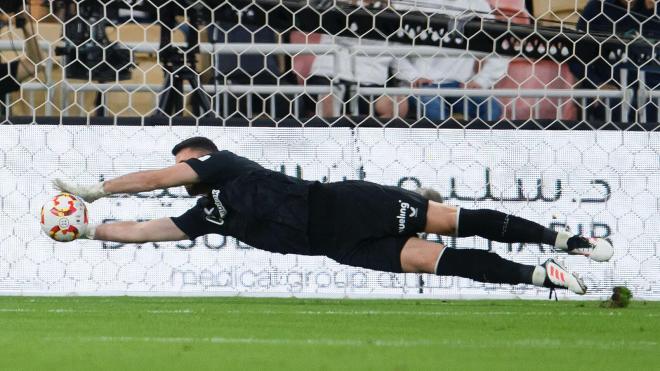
[0,0,658,300]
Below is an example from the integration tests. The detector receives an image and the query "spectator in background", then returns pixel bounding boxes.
[308,36,408,118]
[210,6,289,119]
[579,0,658,40]
[394,0,508,121]
[571,0,659,122]
[0,10,44,97]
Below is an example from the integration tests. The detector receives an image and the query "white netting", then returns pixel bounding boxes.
[0,0,657,122]
[0,1,658,299]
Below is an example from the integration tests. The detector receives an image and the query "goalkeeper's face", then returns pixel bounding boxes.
[175,148,211,196]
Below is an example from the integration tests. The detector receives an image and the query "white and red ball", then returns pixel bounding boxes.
[41,193,88,242]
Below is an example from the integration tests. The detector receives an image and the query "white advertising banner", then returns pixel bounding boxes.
[1,125,658,300]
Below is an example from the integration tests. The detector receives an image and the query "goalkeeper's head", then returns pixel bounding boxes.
[172,136,218,196]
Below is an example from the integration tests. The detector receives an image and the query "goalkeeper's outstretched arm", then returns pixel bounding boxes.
[85,218,188,242]
[102,163,200,194]
[53,162,200,202]
[53,142,215,202]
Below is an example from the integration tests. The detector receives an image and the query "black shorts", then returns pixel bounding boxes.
[308,181,429,273]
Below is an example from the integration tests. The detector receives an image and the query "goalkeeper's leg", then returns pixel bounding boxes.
[425,202,613,262]
[400,238,587,295]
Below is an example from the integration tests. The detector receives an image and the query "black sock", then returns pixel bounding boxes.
[567,235,587,250]
[457,209,557,246]
[435,248,535,285]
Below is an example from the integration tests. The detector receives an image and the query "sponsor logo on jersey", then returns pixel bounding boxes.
[397,200,419,233]
[212,189,228,219]
[397,201,410,233]
[203,206,224,226]
[204,189,228,226]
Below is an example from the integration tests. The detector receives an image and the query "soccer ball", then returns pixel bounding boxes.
[41,193,88,242]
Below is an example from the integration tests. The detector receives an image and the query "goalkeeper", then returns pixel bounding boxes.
[54,137,614,295]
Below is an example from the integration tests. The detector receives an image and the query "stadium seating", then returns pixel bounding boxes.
[490,0,578,120]
[532,0,589,28]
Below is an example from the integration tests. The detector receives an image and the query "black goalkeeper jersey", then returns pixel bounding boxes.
[171,150,429,273]
[171,150,317,255]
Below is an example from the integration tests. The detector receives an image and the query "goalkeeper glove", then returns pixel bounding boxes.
[79,224,98,240]
[52,178,109,203]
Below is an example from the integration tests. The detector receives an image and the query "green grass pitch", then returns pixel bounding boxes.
[0,297,658,370]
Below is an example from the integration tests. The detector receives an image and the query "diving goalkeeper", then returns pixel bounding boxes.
[53,137,614,295]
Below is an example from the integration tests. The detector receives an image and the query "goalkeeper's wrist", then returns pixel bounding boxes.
[81,182,109,202]
[80,224,98,240]
[92,181,109,197]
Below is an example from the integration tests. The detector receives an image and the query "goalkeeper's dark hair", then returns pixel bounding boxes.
[415,187,443,203]
[171,136,218,156]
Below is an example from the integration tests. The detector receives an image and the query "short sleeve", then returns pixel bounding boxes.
[183,150,263,186]
[183,151,230,185]
[171,198,217,240]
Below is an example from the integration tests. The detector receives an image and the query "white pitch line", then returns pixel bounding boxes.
[146,309,194,314]
[221,309,629,317]
[0,308,92,313]
[47,309,76,313]
[41,336,658,350]
[2,308,658,318]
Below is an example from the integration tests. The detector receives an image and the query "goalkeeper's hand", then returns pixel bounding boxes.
[52,178,109,203]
